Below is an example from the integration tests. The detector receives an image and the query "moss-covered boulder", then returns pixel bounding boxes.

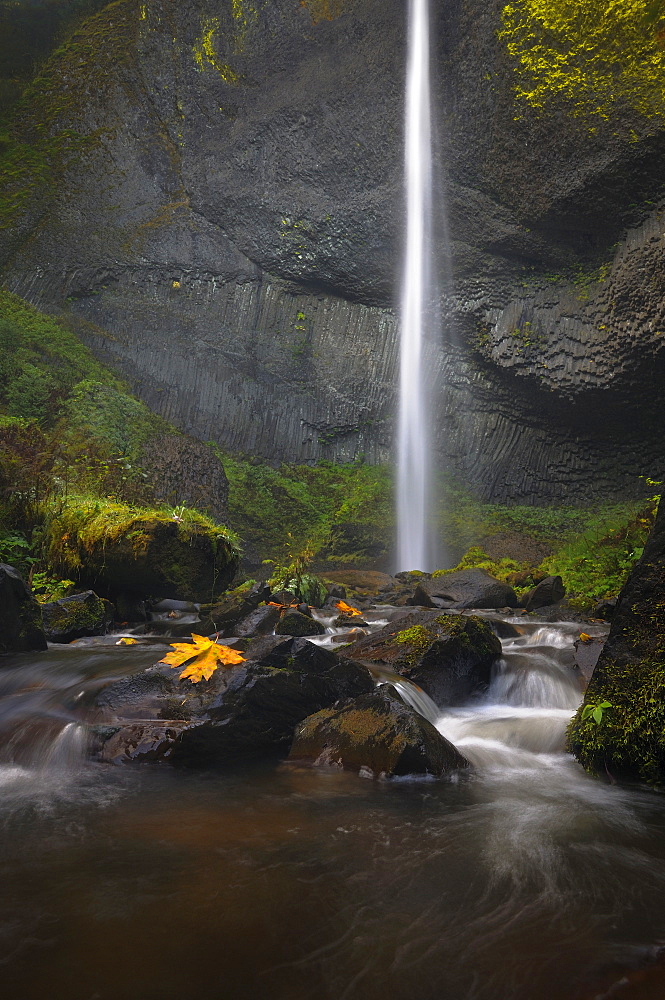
[344,611,502,707]
[41,590,114,643]
[45,496,240,602]
[289,687,470,778]
[567,500,665,784]
[0,563,47,654]
[275,610,325,637]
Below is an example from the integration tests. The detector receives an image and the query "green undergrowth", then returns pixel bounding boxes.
[540,502,657,607]
[432,546,526,582]
[218,450,393,565]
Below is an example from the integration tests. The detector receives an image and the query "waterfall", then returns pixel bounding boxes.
[397,0,434,572]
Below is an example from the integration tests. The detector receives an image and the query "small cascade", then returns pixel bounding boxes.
[434,623,585,769]
[396,0,435,572]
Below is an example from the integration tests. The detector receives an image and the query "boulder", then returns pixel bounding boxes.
[0,563,47,654]
[523,575,566,611]
[573,635,606,684]
[413,570,518,610]
[199,582,271,636]
[274,611,325,637]
[344,610,501,707]
[592,597,618,621]
[234,605,281,638]
[41,590,115,643]
[568,499,665,783]
[289,687,470,778]
[333,614,369,628]
[47,500,240,602]
[93,636,373,766]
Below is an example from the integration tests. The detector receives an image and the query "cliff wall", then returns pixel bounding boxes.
[1,0,664,501]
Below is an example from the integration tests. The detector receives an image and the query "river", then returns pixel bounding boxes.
[2,614,665,999]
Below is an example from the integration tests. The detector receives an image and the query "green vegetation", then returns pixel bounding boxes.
[499,1,665,124]
[433,546,526,583]
[0,290,238,600]
[219,450,393,565]
[540,502,656,607]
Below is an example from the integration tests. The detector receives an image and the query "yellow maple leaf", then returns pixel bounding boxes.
[116,637,138,645]
[159,633,246,683]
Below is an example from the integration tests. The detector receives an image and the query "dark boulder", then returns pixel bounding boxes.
[592,597,618,621]
[344,610,501,707]
[199,582,271,636]
[0,563,47,654]
[41,590,115,643]
[412,570,518,610]
[93,636,373,766]
[568,500,665,783]
[275,611,325,637]
[573,635,606,685]
[523,575,566,611]
[289,687,470,778]
[333,614,369,628]
[234,605,281,638]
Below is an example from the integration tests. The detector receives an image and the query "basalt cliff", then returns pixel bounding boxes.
[1,0,664,502]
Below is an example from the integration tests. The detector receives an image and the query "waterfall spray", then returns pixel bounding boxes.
[397,0,434,572]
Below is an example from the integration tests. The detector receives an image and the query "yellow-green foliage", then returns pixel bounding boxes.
[192,18,239,84]
[44,494,239,573]
[432,546,526,582]
[499,0,665,121]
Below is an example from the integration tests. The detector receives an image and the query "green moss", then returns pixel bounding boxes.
[393,625,437,664]
[432,546,526,582]
[216,449,393,565]
[0,0,139,228]
[499,1,665,125]
[540,501,656,607]
[567,655,665,784]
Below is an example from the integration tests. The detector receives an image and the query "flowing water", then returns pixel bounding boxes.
[397,0,434,573]
[3,618,665,1000]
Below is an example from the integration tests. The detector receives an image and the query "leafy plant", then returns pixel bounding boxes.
[581,700,613,725]
[159,634,246,683]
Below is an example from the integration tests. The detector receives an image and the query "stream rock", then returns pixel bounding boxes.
[41,590,115,643]
[289,687,470,778]
[0,564,47,654]
[568,499,665,782]
[93,636,373,766]
[412,570,518,611]
[523,576,566,612]
[343,610,501,706]
[274,611,325,637]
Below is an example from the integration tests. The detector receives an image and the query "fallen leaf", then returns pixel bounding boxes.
[159,633,246,683]
[579,633,593,643]
[116,637,138,645]
[335,600,363,617]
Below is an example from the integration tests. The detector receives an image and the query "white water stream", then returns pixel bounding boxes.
[397,0,434,572]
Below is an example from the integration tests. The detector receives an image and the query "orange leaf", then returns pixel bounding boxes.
[335,600,362,617]
[579,633,593,643]
[116,637,138,645]
[159,634,246,684]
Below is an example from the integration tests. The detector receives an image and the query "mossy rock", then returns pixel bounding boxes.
[289,687,470,778]
[45,496,240,602]
[567,500,665,784]
[344,610,501,708]
[41,589,114,643]
[275,610,325,637]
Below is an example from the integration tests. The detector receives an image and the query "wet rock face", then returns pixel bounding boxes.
[93,636,373,766]
[0,564,47,654]
[344,610,501,706]
[1,0,665,499]
[289,687,470,778]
